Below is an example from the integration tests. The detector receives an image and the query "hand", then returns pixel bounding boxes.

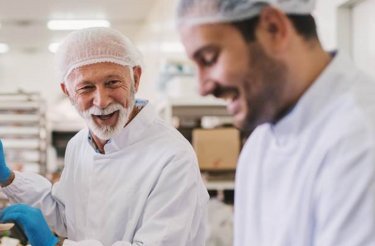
[0,140,12,185]
[0,204,59,246]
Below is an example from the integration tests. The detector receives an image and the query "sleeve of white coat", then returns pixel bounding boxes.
[63,147,208,246]
[1,171,68,237]
[314,128,375,245]
[129,149,208,245]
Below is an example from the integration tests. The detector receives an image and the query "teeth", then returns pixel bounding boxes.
[224,97,234,103]
[99,111,115,116]
[93,111,115,120]
[95,113,113,116]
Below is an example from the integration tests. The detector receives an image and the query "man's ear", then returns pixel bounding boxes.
[132,66,142,93]
[60,82,70,97]
[256,6,291,54]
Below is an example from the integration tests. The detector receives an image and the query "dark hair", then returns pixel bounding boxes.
[231,14,318,42]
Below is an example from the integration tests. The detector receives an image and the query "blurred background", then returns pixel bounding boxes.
[0,0,372,244]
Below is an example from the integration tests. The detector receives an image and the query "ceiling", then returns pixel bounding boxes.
[0,0,156,53]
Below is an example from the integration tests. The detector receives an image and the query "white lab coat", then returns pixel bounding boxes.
[234,52,375,246]
[3,102,209,246]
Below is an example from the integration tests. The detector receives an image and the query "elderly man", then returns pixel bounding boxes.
[177,0,375,245]
[0,27,208,246]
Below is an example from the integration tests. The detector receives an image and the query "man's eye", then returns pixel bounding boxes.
[199,52,218,66]
[77,85,94,93]
[106,80,121,87]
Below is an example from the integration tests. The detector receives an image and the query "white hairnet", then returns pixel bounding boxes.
[56,27,143,82]
[177,0,316,26]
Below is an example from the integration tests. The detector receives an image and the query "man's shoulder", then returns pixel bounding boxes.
[150,119,193,149]
[66,128,89,148]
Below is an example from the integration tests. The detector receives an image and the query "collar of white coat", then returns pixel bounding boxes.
[270,51,355,144]
[97,99,156,154]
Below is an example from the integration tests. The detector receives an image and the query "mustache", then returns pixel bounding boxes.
[212,85,239,99]
[88,104,123,116]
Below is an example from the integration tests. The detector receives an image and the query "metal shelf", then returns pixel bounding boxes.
[206,181,235,190]
[0,92,47,174]
[157,97,231,123]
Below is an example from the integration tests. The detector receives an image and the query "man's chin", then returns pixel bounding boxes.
[232,120,243,130]
[93,122,117,130]
[87,121,117,140]
[233,113,247,130]
[85,109,129,140]
[91,128,116,141]
[234,114,260,135]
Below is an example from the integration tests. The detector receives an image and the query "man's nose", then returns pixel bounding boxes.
[198,73,217,97]
[93,88,112,109]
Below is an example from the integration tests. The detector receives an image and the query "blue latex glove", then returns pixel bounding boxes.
[0,204,59,246]
[0,140,12,184]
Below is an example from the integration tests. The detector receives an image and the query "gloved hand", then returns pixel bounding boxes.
[0,204,59,246]
[0,140,12,185]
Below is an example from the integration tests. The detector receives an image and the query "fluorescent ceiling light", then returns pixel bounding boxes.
[0,43,9,53]
[161,42,185,53]
[48,42,60,53]
[47,20,110,30]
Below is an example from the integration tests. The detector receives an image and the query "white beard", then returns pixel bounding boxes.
[77,100,135,141]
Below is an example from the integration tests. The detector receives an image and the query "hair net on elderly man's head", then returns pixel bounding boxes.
[177,0,316,26]
[56,27,143,82]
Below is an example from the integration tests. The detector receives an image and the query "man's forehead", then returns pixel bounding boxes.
[180,23,241,54]
[67,63,129,84]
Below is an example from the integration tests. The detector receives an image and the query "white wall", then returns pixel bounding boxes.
[0,51,62,104]
[352,0,375,78]
[314,0,348,51]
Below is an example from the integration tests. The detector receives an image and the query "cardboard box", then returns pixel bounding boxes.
[192,128,240,170]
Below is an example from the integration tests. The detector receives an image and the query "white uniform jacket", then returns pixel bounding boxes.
[234,52,375,246]
[3,101,209,246]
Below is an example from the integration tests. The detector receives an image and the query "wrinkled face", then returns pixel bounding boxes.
[62,62,140,140]
[180,23,288,131]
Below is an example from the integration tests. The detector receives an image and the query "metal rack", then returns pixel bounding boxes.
[0,92,47,174]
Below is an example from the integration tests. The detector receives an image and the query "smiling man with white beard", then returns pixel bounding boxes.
[69,64,137,147]
[0,27,208,246]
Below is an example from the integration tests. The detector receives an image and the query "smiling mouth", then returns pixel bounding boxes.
[212,86,239,102]
[92,111,118,121]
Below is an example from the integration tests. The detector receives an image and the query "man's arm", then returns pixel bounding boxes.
[0,139,68,237]
[128,149,208,245]
[0,204,59,246]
